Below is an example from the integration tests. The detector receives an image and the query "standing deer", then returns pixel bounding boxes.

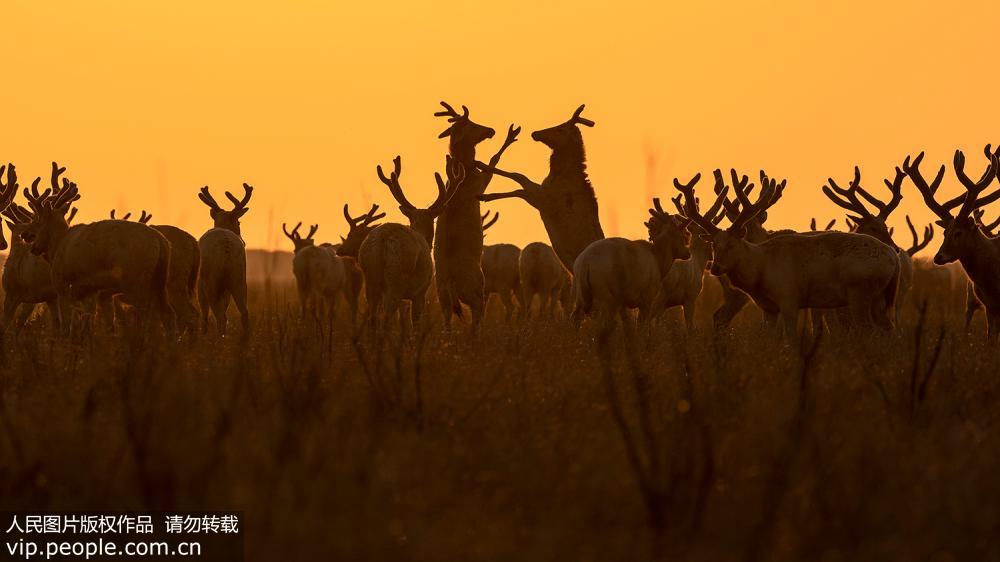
[519,242,571,320]
[283,222,349,323]
[481,211,521,322]
[21,177,175,336]
[676,172,900,339]
[571,203,691,328]
[356,155,462,334]
[430,102,519,330]
[337,204,387,258]
[904,146,1000,338]
[822,165,913,321]
[108,209,201,333]
[478,105,605,271]
[197,183,252,337]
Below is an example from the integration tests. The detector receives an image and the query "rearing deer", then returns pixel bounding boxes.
[676,172,899,339]
[478,105,605,271]
[822,165,912,321]
[904,146,1000,339]
[432,101,519,330]
[197,183,252,337]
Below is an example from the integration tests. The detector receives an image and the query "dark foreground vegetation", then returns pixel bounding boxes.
[1,264,998,561]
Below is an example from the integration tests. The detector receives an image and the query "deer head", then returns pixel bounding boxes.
[904,145,1000,265]
[531,104,595,152]
[822,165,904,247]
[336,203,386,258]
[282,222,319,253]
[20,164,81,259]
[435,101,495,154]
[376,155,464,245]
[676,171,783,276]
[646,198,692,262]
[198,183,253,236]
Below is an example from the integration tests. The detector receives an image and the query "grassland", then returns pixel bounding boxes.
[1,261,998,561]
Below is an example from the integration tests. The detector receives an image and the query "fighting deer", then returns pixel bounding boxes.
[481,211,521,322]
[478,105,605,271]
[283,222,350,323]
[432,101,519,330]
[358,154,462,333]
[197,183,252,337]
[519,242,570,320]
[648,193,725,331]
[21,174,175,336]
[676,172,899,338]
[822,165,912,320]
[904,146,1000,338]
[109,209,201,333]
[571,202,691,328]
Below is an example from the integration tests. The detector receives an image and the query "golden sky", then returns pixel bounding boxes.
[4,0,998,251]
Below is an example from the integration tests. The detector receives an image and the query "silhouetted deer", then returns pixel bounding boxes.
[337,204,386,258]
[432,101,519,330]
[677,172,899,339]
[197,183,252,337]
[519,242,571,320]
[480,211,521,322]
[283,222,351,323]
[905,146,1000,339]
[478,105,605,270]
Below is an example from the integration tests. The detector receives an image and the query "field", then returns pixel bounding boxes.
[1,260,998,561]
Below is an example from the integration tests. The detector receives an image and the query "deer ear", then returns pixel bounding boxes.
[209,208,220,219]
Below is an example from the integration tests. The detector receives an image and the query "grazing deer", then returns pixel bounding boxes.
[481,211,521,322]
[21,176,175,336]
[359,155,462,333]
[431,101,519,330]
[822,165,913,321]
[108,209,201,333]
[478,105,605,271]
[904,146,1000,338]
[648,194,725,331]
[571,203,691,328]
[283,222,350,323]
[197,183,252,337]
[676,172,900,338]
[964,209,1000,328]
[519,242,571,320]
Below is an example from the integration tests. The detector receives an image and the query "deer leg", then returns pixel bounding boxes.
[714,287,749,330]
[1,296,19,338]
[232,285,250,338]
[199,284,211,334]
[965,283,982,330]
[499,290,515,323]
[986,309,999,342]
[411,291,427,331]
[211,295,229,337]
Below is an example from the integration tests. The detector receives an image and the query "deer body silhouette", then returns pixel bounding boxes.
[479,105,605,271]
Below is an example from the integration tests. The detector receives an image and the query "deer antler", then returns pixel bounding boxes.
[823,166,875,220]
[110,210,132,220]
[343,203,385,228]
[953,146,1000,220]
[282,221,303,242]
[377,156,416,212]
[482,210,499,231]
[902,153,953,223]
[673,173,724,235]
[849,167,905,220]
[972,209,1000,236]
[225,183,253,211]
[435,101,469,138]
[0,164,19,213]
[428,156,464,215]
[905,215,934,256]
[138,210,153,224]
[569,104,595,128]
[306,224,319,239]
[198,186,223,211]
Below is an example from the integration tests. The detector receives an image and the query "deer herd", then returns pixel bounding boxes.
[2,105,999,343]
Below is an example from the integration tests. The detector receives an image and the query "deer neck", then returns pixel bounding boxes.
[449,143,477,168]
[43,223,71,263]
[724,240,763,291]
[958,230,1000,286]
[548,144,587,179]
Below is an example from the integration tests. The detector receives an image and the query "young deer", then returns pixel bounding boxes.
[21,175,175,336]
[481,211,522,322]
[904,146,1000,338]
[478,105,605,271]
[677,172,899,339]
[519,242,571,320]
[432,101,519,330]
[283,222,350,323]
[109,209,201,333]
[355,155,463,334]
[197,183,252,337]
[822,165,912,321]
[571,202,690,329]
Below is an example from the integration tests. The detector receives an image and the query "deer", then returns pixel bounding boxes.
[481,211,521,322]
[477,105,605,271]
[431,101,519,330]
[282,222,351,324]
[646,192,726,331]
[904,146,1000,338]
[20,174,175,336]
[571,202,691,329]
[354,154,462,334]
[336,204,386,258]
[107,209,201,334]
[676,172,900,339]
[197,183,253,337]
[822,165,913,322]
[519,242,571,320]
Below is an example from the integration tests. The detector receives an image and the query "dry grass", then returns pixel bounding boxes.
[1,266,999,561]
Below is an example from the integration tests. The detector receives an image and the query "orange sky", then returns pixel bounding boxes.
[4,0,998,251]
